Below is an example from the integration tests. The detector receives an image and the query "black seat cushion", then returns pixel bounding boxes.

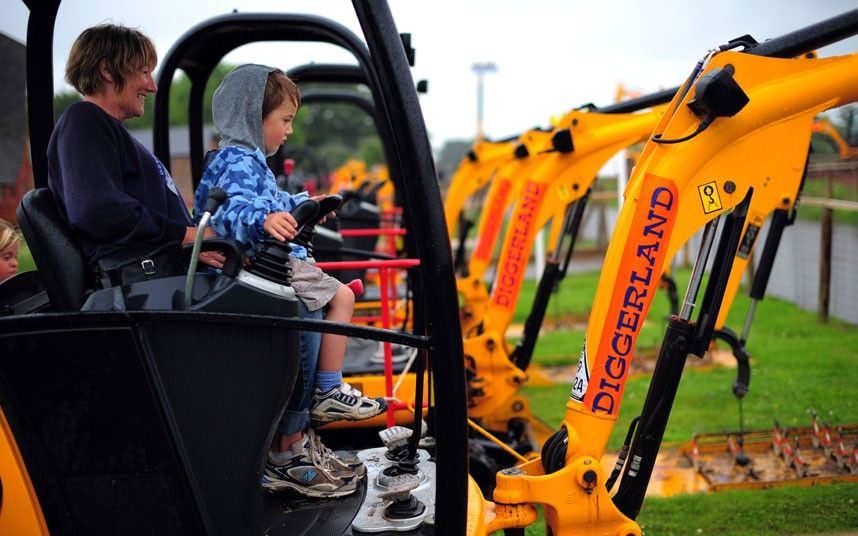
[17,188,91,311]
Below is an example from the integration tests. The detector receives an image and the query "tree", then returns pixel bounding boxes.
[53,91,81,119]
[289,86,383,172]
[435,139,474,184]
[54,63,239,129]
[51,67,384,173]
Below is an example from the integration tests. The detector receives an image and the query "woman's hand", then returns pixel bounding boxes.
[199,250,225,269]
[182,226,216,245]
[182,227,225,268]
[264,211,299,241]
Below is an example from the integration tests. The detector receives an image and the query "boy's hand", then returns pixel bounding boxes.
[311,195,334,224]
[264,211,299,241]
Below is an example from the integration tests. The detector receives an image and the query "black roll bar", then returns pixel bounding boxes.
[153,13,377,187]
[353,2,468,534]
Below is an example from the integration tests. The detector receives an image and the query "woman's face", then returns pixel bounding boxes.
[111,65,158,121]
[0,242,19,282]
[262,98,298,155]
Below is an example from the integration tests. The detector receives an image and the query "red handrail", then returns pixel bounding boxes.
[338,228,406,237]
[315,259,419,271]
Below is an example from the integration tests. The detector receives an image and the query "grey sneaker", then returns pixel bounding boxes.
[309,382,387,426]
[262,434,359,498]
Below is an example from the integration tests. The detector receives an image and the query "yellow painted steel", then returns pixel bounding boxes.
[483,108,665,337]
[461,107,665,422]
[444,138,519,238]
[712,166,802,329]
[0,407,49,535]
[458,129,555,335]
[578,50,858,455]
[472,50,858,536]
[459,110,664,336]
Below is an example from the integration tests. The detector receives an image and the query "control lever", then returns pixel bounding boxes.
[294,195,344,256]
[184,188,227,308]
[290,198,322,228]
[246,199,321,286]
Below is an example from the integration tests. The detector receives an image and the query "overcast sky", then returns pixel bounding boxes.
[2,0,857,150]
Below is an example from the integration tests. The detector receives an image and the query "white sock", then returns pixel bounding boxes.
[269,434,309,464]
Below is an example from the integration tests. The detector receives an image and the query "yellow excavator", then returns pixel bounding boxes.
[811,116,858,160]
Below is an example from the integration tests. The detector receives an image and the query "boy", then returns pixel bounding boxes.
[195,64,385,497]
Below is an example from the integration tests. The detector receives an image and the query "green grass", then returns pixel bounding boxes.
[798,175,858,226]
[520,483,858,535]
[636,483,858,536]
[522,289,858,448]
[508,268,858,535]
[18,241,35,272]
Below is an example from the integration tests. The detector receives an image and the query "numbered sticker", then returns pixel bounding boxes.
[570,339,589,402]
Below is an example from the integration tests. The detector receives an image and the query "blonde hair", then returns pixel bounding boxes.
[65,24,157,95]
[0,219,20,252]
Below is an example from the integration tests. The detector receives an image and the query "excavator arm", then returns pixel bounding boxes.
[462,107,665,419]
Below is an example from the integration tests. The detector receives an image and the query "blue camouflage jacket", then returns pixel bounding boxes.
[194,146,309,259]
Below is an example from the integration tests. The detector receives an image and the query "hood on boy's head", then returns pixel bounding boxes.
[212,64,277,153]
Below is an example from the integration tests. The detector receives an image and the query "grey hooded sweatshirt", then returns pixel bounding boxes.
[212,63,276,155]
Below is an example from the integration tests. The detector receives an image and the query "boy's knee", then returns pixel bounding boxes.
[343,286,355,310]
[335,285,355,312]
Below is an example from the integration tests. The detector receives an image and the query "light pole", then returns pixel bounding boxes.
[472,62,497,141]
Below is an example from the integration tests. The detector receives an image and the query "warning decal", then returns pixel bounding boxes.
[698,181,722,214]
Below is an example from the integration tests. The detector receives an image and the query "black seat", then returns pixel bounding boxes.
[16,188,91,311]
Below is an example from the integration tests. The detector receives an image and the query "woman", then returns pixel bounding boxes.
[47,23,222,270]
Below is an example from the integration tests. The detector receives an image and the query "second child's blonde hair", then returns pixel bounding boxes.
[0,219,21,252]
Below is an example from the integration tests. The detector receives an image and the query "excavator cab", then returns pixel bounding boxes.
[0,2,469,535]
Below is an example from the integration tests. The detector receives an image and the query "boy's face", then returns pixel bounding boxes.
[262,97,298,155]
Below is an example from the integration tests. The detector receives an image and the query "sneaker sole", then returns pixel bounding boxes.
[261,476,358,498]
[310,405,387,426]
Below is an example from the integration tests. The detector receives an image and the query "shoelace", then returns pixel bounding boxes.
[307,430,347,471]
[304,431,343,478]
[307,429,356,471]
[307,447,340,481]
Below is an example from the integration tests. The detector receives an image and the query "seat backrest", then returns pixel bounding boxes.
[16,188,91,311]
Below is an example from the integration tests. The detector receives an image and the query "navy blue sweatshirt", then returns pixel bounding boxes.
[47,101,191,264]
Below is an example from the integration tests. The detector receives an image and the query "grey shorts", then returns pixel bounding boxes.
[290,258,342,311]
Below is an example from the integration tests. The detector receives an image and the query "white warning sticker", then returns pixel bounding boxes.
[570,338,589,402]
